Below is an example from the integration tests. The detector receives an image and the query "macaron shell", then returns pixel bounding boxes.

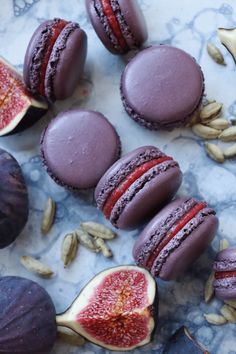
[213,247,236,271]
[121,45,204,127]
[23,20,53,91]
[213,247,236,300]
[41,110,120,189]
[133,197,191,260]
[113,163,182,229]
[214,277,236,300]
[159,214,219,280]
[47,26,87,100]
[86,0,119,54]
[117,0,148,47]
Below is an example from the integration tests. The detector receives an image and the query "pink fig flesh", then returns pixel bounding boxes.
[0,56,47,136]
[56,266,157,351]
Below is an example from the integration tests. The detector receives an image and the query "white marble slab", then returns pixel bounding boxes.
[0,0,236,353]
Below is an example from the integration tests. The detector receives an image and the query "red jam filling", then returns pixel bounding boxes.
[103,156,173,218]
[146,202,207,270]
[100,0,128,50]
[215,270,236,280]
[38,19,67,95]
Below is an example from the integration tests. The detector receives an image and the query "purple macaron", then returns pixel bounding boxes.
[95,146,182,230]
[121,45,204,130]
[133,197,218,280]
[24,18,87,101]
[86,0,147,54]
[41,109,121,190]
[213,247,236,300]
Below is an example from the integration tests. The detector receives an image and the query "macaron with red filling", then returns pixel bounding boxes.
[86,0,147,54]
[213,247,236,300]
[95,146,182,230]
[133,197,218,280]
[24,18,87,101]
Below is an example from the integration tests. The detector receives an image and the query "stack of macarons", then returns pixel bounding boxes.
[8,0,205,133]
[40,115,219,281]
[3,0,218,284]
[40,113,218,282]
[85,1,205,129]
[22,0,148,106]
[93,146,218,280]
[0,3,227,353]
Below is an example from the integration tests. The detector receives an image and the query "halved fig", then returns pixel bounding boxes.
[0,56,47,136]
[56,265,157,351]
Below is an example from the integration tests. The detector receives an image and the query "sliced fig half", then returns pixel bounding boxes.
[0,56,48,136]
[56,265,157,351]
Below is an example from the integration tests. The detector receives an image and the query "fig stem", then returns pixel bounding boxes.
[56,313,82,335]
[56,313,69,327]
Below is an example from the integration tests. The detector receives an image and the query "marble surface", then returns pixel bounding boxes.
[0,0,236,353]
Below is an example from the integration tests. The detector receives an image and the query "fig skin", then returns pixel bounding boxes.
[0,276,57,354]
[0,148,28,248]
[3,102,48,136]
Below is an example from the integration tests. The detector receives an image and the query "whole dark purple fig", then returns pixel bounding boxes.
[0,276,57,354]
[0,148,28,248]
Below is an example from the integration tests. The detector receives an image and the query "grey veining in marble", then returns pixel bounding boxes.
[0,0,236,353]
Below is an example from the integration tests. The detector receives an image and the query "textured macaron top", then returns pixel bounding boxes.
[41,110,120,190]
[133,197,217,278]
[86,0,147,54]
[121,45,204,129]
[24,18,87,101]
[95,146,182,228]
